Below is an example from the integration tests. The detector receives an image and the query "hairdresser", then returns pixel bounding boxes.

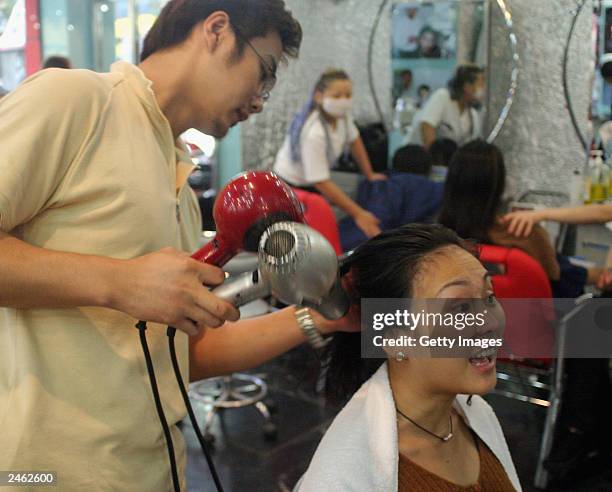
[408,64,485,150]
[274,69,387,239]
[0,2,357,490]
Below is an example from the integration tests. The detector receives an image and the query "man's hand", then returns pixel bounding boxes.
[354,210,381,238]
[312,302,361,336]
[111,248,240,336]
[500,210,544,238]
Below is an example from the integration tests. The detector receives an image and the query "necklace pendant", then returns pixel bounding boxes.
[442,433,453,442]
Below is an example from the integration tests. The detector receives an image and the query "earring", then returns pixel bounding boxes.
[395,351,405,362]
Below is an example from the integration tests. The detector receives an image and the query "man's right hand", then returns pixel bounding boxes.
[111,247,240,336]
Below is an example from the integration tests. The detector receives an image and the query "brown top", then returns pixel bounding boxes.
[488,222,560,281]
[398,434,517,492]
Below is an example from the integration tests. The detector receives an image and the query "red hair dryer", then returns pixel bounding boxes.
[191,171,304,266]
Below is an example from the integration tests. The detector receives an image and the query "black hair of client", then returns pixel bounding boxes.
[325,223,469,405]
[392,144,432,176]
[429,138,458,168]
[438,140,505,242]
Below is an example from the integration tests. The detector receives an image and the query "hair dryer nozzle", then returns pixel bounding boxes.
[258,222,350,319]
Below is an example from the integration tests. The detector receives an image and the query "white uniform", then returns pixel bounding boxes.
[408,88,481,146]
[274,109,360,187]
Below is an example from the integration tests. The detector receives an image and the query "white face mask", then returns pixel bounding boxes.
[322,97,353,118]
[474,88,485,101]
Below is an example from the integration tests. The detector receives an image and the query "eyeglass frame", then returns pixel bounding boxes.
[231,24,277,102]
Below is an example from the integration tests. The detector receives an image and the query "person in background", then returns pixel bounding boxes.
[296,224,520,492]
[429,137,458,183]
[501,204,612,290]
[392,144,432,177]
[274,69,386,238]
[398,69,413,98]
[408,65,484,149]
[338,144,443,252]
[394,70,418,136]
[438,141,604,296]
[416,83,431,109]
[42,55,73,69]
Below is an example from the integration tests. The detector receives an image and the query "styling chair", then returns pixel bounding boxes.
[479,244,602,489]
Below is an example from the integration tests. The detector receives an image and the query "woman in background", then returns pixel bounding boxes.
[296,224,520,491]
[274,69,386,238]
[439,140,604,294]
[408,65,484,149]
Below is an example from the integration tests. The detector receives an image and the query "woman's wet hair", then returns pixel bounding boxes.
[325,223,469,404]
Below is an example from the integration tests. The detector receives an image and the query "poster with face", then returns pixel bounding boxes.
[391,2,456,60]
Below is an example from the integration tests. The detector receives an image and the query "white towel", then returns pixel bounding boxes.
[295,363,522,491]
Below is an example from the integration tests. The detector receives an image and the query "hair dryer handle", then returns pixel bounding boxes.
[302,276,350,320]
[192,238,236,266]
[211,270,271,308]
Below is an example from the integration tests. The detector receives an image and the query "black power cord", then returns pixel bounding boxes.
[136,323,224,492]
[136,321,181,492]
[167,326,225,492]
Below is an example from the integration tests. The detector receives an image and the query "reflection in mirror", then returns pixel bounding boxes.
[391,0,488,154]
[390,0,518,163]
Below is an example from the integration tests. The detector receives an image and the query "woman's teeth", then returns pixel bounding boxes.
[469,347,497,365]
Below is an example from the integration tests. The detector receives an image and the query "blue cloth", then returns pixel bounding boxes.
[339,172,444,251]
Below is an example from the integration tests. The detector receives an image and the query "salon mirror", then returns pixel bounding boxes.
[583,1,611,155]
[389,0,518,152]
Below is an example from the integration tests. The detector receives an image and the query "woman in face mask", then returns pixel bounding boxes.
[407,64,485,150]
[274,69,386,239]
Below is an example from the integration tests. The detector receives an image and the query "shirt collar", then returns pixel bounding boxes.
[111,61,195,192]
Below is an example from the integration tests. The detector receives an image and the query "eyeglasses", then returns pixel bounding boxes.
[232,25,277,102]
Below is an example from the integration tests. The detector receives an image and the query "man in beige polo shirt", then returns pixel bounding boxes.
[0,1,357,490]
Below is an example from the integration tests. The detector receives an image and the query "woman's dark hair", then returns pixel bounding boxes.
[429,138,458,168]
[392,144,432,176]
[141,0,302,62]
[448,64,484,100]
[325,224,468,404]
[438,140,506,242]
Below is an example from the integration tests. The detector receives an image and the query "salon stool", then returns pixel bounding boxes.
[188,298,278,443]
[189,372,277,443]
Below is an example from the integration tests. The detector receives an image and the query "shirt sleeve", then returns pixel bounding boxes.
[300,122,331,184]
[0,69,109,233]
[348,118,360,143]
[419,89,448,128]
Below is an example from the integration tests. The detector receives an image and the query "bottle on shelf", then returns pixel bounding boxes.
[588,150,610,203]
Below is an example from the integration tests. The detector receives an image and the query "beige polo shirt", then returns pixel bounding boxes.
[0,62,202,491]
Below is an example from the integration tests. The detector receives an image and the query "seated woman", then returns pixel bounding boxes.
[438,140,601,297]
[296,224,520,491]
